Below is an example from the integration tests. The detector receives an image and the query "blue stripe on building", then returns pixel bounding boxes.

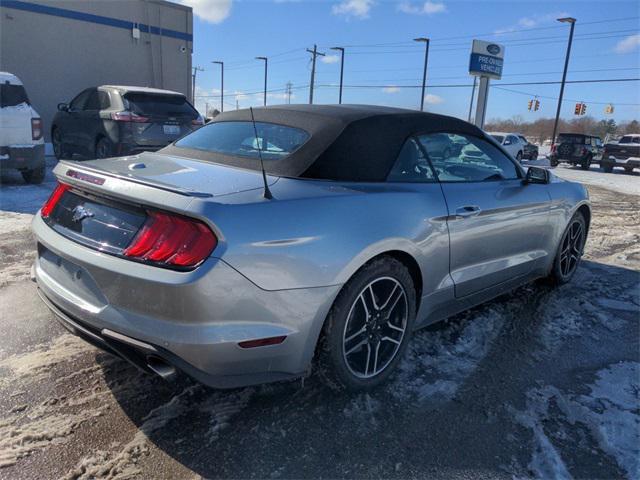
[1,0,192,42]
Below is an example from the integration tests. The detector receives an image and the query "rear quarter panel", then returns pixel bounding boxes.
[188,178,451,296]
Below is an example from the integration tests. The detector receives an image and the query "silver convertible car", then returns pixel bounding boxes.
[32,105,590,390]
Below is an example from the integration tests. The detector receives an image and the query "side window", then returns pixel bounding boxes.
[417,133,520,183]
[98,91,111,109]
[69,89,91,111]
[83,89,101,111]
[387,137,436,183]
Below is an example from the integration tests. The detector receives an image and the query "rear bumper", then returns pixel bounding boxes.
[0,143,45,170]
[31,213,340,388]
[601,155,640,168]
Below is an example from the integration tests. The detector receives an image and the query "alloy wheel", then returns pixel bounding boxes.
[559,220,584,278]
[342,277,408,379]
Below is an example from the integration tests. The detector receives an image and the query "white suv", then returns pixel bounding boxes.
[487,132,525,162]
[0,72,45,183]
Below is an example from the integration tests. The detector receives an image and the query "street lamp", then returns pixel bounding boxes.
[212,61,224,113]
[256,56,268,106]
[330,47,345,104]
[551,17,577,146]
[414,37,430,111]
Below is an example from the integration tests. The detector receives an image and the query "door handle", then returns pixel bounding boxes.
[455,205,482,218]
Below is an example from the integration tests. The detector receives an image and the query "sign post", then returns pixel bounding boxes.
[469,40,504,129]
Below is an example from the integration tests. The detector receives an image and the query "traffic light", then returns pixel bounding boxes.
[605,104,614,114]
[580,103,587,115]
[528,100,533,111]
[574,103,582,115]
[534,99,540,111]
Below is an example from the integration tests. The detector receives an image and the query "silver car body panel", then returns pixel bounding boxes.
[33,150,590,388]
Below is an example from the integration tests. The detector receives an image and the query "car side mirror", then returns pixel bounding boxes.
[57,103,69,112]
[525,166,549,185]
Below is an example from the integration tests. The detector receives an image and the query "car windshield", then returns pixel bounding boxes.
[0,84,29,107]
[518,136,527,143]
[491,135,504,143]
[558,134,586,144]
[174,121,310,160]
[123,93,197,118]
[619,136,640,144]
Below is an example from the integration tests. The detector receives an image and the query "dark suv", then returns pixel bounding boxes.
[51,86,203,160]
[549,133,603,170]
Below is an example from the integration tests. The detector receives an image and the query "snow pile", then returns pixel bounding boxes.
[390,305,505,404]
[513,362,640,479]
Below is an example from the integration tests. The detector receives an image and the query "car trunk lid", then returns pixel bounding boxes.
[63,151,277,198]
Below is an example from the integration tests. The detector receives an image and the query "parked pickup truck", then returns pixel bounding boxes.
[0,72,45,183]
[601,134,640,174]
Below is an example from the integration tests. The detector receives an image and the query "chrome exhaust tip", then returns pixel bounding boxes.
[146,355,177,380]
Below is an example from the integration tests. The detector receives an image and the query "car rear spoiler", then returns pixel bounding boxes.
[57,160,213,198]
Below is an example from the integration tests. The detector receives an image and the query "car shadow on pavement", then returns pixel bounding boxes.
[97,258,639,479]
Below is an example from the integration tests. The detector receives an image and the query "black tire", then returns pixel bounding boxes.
[95,136,113,159]
[580,156,592,170]
[624,167,634,174]
[602,164,614,173]
[51,128,68,160]
[548,212,586,286]
[21,161,46,184]
[550,158,559,168]
[317,256,416,391]
[516,151,523,162]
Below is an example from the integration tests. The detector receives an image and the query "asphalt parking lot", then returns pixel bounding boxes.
[1,158,638,479]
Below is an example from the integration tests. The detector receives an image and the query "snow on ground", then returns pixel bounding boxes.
[513,362,640,479]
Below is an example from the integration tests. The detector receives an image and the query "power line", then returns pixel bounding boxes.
[491,86,640,106]
[317,78,640,89]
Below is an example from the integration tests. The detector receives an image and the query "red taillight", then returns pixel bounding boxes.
[551,144,557,154]
[111,111,149,123]
[124,211,217,268]
[31,118,43,140]
[41,183,71,217]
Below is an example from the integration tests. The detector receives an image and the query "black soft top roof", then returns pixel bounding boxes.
[164,104,488,182]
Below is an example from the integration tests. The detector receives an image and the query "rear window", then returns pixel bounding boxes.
[0,84,29,107]
[174,121,310,160]
[619,136,640,144]
[123,93,197,118]
[558,134,586,144]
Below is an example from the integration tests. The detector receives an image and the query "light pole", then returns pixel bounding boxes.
[212,60,224,112]
[330,47,345,104]
[414,37,430,111]
[256,56,268,106]
[551,17,576,146]
[191,66,204,104]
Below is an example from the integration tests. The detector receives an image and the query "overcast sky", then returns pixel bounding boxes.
[184,0,640,122]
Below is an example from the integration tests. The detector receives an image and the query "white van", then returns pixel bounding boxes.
[0,72,45,183]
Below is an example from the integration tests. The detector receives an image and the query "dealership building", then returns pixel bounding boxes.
[0,0,193,141]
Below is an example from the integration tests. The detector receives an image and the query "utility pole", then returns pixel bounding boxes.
[205,101,209,118]
[551,17,577,146]
[192,66,204,104]
[468,76,477,122]
[256,56,268,106]
[306,44,325,104]
[286,82,293,104]
[414,38,430,111]
[212,60,224,112]
[330,47,345,104]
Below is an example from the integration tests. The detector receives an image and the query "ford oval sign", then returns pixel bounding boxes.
[487,44,501,55]
[470,39,505,80]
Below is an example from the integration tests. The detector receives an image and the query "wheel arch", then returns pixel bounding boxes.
[309,249,423,374]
